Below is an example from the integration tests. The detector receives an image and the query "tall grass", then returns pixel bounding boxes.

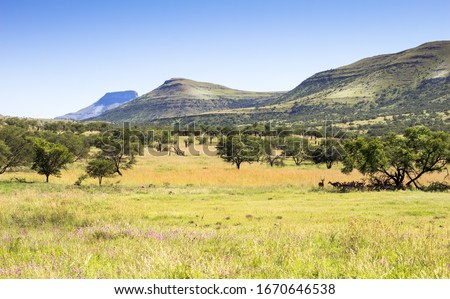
[1,152,449,278]
[0,181,449,278]
[2,152,448,187]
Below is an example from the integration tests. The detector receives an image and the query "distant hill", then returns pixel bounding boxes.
[91,78,283,123]
[155,41,449,126]
[269,40,450,121]
[56,90,138,120]
[90,41,449,126]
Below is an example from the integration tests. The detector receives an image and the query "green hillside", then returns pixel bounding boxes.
[273,40,450,121]
[92,41,450,126]
[92,78,283,124]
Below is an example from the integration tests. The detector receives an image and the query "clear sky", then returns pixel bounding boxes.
[0,0,449,118]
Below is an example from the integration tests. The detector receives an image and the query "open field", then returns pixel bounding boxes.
[1,145,448,187]
[0,153,449,278]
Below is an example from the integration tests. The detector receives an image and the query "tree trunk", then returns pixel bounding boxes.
[45,175,49,183]
[236,162,241,169]
[99,176,102,186]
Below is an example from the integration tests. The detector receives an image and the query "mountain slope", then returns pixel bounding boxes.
[262,40,450,121]
[56,90,138,120]
[167,41,450,125]
[92,78,283,123]
[91,41,449,125]
[281,41,448,100]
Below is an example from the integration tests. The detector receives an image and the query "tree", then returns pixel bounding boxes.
[403,127,450,188]
[0,126,34,174]
[261,137,283,167]
[86,158,116,186]
[283,136,309,165]
[342,127,450,189]
[96,130,142,176]
[0,141,10,170]
[31,138,74,183]
[311,138,344,169]
[38,131,90,161]
[4,117,29,129]
[217,134,261,169]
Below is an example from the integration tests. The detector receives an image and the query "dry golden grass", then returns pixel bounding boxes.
[3,146,449,188]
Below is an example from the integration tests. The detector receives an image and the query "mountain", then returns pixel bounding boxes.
[268,40,450,121]
[90,41,449,126]
[170,41,450,125]
[91,78,283,123]
[56,90,138,120]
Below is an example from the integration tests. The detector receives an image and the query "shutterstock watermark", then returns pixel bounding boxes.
[98,121,348,159]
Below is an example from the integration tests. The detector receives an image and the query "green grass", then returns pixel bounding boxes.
[1,182,449,278]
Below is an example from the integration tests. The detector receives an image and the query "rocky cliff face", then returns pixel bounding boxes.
[56,90,138,120]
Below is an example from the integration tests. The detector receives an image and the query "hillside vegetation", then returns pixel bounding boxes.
[274,41,450,122]
[93,78,283,123]
[91,41,450,127]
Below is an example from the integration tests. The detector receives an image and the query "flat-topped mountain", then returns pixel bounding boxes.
[91,78,283,123]
[56,90,138,120]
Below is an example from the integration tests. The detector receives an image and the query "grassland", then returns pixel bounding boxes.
[0,152,449,278]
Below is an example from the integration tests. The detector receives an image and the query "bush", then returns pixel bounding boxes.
[424,181,450,192]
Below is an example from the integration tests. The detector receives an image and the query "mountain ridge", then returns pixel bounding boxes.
[88,41,449,125]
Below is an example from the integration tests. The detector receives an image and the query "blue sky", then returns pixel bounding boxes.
[1,0,449,118]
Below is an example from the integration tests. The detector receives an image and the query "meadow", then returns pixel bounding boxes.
[0,149,449,278]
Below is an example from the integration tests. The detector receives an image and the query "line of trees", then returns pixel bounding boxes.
[216,133,346,170]
[1,117,449,189]
[216,126,450,190]
[0,122,141,185]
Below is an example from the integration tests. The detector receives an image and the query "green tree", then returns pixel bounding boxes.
[0,126,34,174]
[38,131,90,161]
[403,126,450,188]
[311,138,344,169]
[217,134,261,169]
[31,138,74,183]
[342,127,450,189]
[283,136,309,165]
[96,129,142,176]
[86,158,116,186]
[0,141,10,171]
[261,137,283,167]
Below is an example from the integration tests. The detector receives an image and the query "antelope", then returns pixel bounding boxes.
[328,181,341,188]
[318,178,325,188]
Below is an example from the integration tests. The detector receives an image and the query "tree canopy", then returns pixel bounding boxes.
[217,134,261,169]
[86,158,116,186]
[283,136,309,166]
[31,138,74,183]
[342,126,450,189]
[0,126,34,174]
[95,129,143,176]
[311,138,344,169]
